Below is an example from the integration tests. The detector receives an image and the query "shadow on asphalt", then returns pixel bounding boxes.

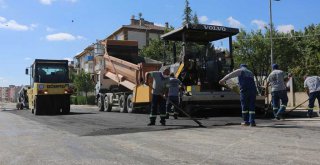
[5,109,97,116]
[82,125,201,136]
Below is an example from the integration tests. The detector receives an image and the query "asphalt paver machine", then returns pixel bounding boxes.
[161,24,266,115]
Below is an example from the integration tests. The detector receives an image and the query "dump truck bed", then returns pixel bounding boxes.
[102,40,162,91]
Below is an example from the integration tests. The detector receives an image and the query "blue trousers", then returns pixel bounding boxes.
[240,90,256,124]
[150,94,166,122]
[166,96,179,115]
[308,91,320,115]
[272,90,288,118]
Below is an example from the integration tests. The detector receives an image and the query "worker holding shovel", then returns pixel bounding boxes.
[145,68,170,126]
[266,64,289,120]
[304,75,320,118]
[219,64,257,127]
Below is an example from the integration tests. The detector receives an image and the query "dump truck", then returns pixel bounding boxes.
[96,40,162,113]
[26,59,73,115]
[161,24,266,115]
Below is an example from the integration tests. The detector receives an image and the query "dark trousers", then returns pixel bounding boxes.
[308,91,320,115]
[272,90,288,117]
[166,96,179,115]
[150,94,166,122]
[240,90,256,124]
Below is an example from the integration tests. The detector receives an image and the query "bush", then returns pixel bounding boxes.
[87,95,96,105]
[71,96,77,105]
[70,95,96,105]
[76,96,87,105]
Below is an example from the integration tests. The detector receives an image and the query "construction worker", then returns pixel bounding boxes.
[219,64,257,127]
[145,68,170,126]
[303,75,320,118]
[166,73,183,119]
[266,64,289,120]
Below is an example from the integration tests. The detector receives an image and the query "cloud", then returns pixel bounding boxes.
[0,17,36,31]
[39,0,77,5]
[277,24,294,33]
[199,16,208,23]
[0,0,7,9]
[46,27,55,32]
[251,19,267,29]
[46,32,84,41]
[226,17,244,28]
[63,57,73,62]
[154,23,165,27]
[209,20,223,26]
[39,0,55,5]
[24,57,32,60]
[66,0,77,2]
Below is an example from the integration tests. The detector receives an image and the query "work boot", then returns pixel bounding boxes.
[165,113,169,119]
[147,121,155,126]
[241,122,249,126]
[160,118,166,126]
[148,118,156,126]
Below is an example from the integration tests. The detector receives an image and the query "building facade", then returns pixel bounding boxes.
[107,16,166,49]
[74,15,167,76]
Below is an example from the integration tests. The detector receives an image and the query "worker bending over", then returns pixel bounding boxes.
[304,75,320,118]
[266,64,288,120]
[145,68,170,126]
[219,64,257,127]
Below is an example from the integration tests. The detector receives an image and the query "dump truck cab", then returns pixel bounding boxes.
[161,24,266,114]
[26,59,72,115]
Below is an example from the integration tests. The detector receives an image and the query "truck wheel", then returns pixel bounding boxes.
[34,98,41,115]
[104,95,112,112]
[98,96,104,111]
[126,94,135,113]
[119,95,127,113]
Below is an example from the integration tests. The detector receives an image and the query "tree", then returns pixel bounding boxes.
[193,12,199,25]
[183,0,192,25]
[73,70,95,103]
[233,24,320,91]
[233,29,271,89]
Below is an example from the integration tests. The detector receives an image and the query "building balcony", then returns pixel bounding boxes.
[85,56,94,62]
[94,43,105,56]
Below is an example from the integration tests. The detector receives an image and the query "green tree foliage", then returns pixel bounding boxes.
[73,70,95,103]
[183,0,192,25]
[233,24,320,91]
[193,12,199,25]
[234,30,270,88]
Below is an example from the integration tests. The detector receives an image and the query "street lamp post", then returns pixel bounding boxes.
[269,0,280,68]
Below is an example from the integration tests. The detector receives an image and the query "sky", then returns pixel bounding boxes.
[0,0,319,87]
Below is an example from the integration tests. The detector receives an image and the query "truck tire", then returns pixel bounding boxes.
[119,95,127,113]
[34,97,41,115]
[126,94,135,113]
[62,97,70,114]
[98,96,104,111]
[104,95,112,112]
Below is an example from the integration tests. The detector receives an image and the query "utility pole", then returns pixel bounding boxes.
[269,0,280,68]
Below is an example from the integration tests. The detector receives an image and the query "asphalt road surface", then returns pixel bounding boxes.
[1,102,320,165]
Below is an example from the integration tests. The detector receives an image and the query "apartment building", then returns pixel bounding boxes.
[107,15,166,49]
[0,85,22,102]
[74,15,167,76]
[74,45,95,75]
